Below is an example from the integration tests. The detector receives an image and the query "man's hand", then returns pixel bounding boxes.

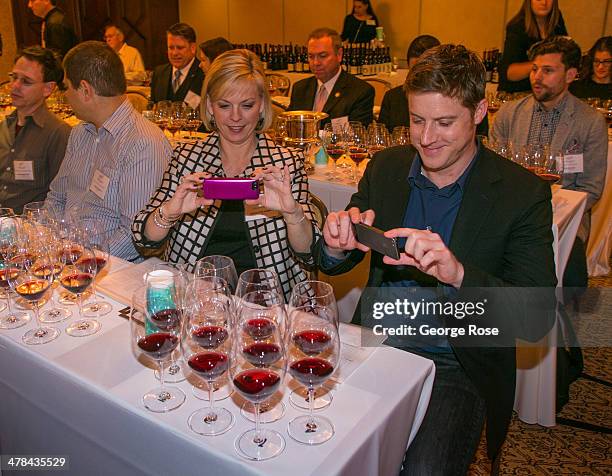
[383,228,464,288]
[323,207,375,256]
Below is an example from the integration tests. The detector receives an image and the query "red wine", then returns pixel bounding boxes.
[150,308,181,331]
[0,267,19,289]
[188,352,229,380]
[538,173,561,183]
[59,246,82,265]
[326,148,345,161]
[243,317,276,339]
[15,279,50,302]
[350,152,369,164]
[9,252,34,268]
[32,263,63,279]
[233,369,281,403]
[293,329,332,355]
[242,342,282,366]
[137,333,178,360]
[77,257,107,271]
[60,272,93,294]
[192,325,228,349]
[289,357,334,387]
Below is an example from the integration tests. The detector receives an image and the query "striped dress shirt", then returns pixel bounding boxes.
[46,99,171,261]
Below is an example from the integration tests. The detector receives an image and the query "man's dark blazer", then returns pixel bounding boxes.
[288,69,374,127]
[150,59,204,105]
[43,7,77,58]
[379,85,490,135]
[317,144,557,459]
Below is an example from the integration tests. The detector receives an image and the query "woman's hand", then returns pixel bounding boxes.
[246,165,299,214]
[163,172,214,217]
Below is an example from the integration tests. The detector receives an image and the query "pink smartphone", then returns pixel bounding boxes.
[202,177,261,200]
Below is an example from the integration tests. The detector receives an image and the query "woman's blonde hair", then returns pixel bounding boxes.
[201,49,272,132]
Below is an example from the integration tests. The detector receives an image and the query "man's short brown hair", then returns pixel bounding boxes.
[63,41,126,96]
[405,44,485,115]
[167,23,196,43]
[308,28,342,54]
[527,36,582,71]
[17,46,63,84]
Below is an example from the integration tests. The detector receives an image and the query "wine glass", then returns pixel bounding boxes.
[183,106,202,139]
[183,288,234,435]
[13,240,58,345]
[60,244,101,337]
[236,290,287,423]
[76,219,112,318]
[0,214,30,329]
[166,101,186,139]
[345,123,368,183]
[288,280,338,410]
[286,304,340,444]
[131,285,185,413]
[391,126,409,146]
[236,268,283,298]
[194,255,238,294]
[153,100,171,133]
[368,122,390,157]
[538,149,564,185]
[321,123,346,180]
[231,298,287,460]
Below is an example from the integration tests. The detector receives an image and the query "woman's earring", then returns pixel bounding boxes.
[209,115,217,130]
[256,114,264,130]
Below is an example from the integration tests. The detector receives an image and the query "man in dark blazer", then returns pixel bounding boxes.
[28,0,77,58]
[288,27,374,127]
[150,23,204,107]
[318,45,556,475]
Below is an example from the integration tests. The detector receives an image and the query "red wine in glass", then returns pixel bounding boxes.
[59,246,82,265]
[32,263,63,280]
[192,325,229,349]
[242,342,282,367]
[538,173,561,183]
[60,272,94,295]
[77,256,107,271]
[137,333,179,360]
[350,149,369,165]
[293,329,332,355]
[326,147,345,163]
[0,267,19,289]
[233,368,281,403]
[150,308,181,331]
[289,357,334,387]
[15,279,50,302]
[188,352,229,380]
[244,317,276,340]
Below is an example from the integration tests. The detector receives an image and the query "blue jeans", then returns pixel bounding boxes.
[400,350,486,476]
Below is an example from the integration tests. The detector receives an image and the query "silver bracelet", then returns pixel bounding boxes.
[158,203,180,223]
[153,208,176,229]
[284,212,307,226]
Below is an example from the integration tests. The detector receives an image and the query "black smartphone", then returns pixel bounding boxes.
[354,223,401,260]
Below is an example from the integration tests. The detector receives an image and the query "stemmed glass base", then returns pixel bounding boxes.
[40,307,71,323]
[240,398,285,423]
[287,414,335,445]
[66,319,101,337]
[192,379,233,401]
[188,407,234,436]
[235,428,286,461]
[154,353,187,383]
[0,311,30,329]
[82,300,112,317]
[142,385,186,413]
[289,386,333,410]
[22,326,59,345]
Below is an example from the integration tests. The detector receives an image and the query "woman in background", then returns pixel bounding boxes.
[499,0,567,93]
[198,37,233,74]
[341,0,379,44]
[570,36,611,101]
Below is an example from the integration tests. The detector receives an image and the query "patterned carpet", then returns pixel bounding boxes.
[468,267,612,475]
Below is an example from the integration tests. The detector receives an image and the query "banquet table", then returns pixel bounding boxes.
[0,258,435,476]
[308,164,588,427]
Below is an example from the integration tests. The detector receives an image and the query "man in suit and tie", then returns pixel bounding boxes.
[150,23,204,108]
[288,27,374,127]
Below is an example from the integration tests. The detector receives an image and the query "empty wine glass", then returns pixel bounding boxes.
[194,255,238,293]
[236,268,283,298]
[131,285,185,413]
[231,298,287,460]
[183,288,234,435]
[0,214,30,329]
[287,304,340,445]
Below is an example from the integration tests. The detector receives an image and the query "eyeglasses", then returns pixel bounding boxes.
[593,59,612,66]
[8,72,43,87]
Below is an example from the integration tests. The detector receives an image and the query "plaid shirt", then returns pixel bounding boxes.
[132,132,321,300]
[526,94,568,146]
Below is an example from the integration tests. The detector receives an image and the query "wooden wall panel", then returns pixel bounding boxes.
[228,0,283,44]
[283,0,345,45]
[179,0,229,45]
[560,0,608,52]
[376,0,420,67]
[0,0,18,79]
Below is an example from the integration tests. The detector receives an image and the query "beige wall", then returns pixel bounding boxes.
[180,0,608,61]
[0,0,17,79]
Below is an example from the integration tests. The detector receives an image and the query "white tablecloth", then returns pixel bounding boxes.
[308,167,588,427]
[0,260,434,476]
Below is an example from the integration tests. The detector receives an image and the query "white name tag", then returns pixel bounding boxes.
[89,169,110,200]
[366,19,376,26]
[184,90,201,110]
[13,161,34,181]
[331,116,349,134]
[564,153,584,174]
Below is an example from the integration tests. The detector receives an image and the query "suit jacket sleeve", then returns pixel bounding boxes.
[378,89,393,132]
[489,102,511,146]
[349,82,375,125]
[150,68,161,105]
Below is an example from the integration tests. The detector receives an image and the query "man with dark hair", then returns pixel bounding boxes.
[318,44,556,474]
[27,0,77,57]
[104,24,146,85]
[46,41,170,261]
[150,22,203,108]
[0,46,70,213]
[492,35,607,243]
[288,27,374,127]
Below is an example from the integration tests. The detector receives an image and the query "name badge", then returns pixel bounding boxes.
[13,161,34,181]
[564,154,584,174]
[331,116,349,134]
[366,19,376,26]
[89,169,110,200]
[184,90,201,110]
